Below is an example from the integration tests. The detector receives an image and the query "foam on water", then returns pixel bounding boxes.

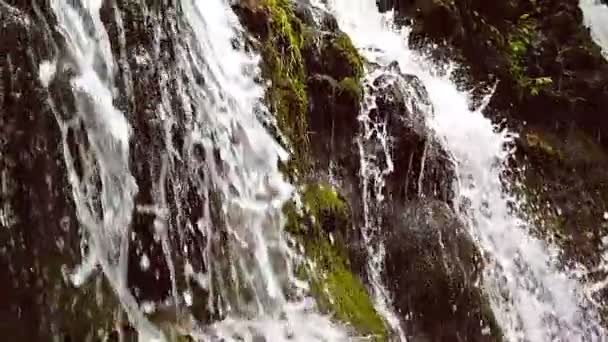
[42,0,349,340]
[326,0,605,340]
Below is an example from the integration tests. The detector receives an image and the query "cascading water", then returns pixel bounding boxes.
[580,0,608,58]
[40,0,348,340]
[326,0,606,340]
[356,67,407,341]
[43,0,160,339]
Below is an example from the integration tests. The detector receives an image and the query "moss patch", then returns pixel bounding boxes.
[236,1,384,337]
[330,33,364,80]
[260,0,311,174]
[302,184,347,220]
[507,14,553,96]
[337,77,363,103]
[286,184,388,340]
[308,239,387,341]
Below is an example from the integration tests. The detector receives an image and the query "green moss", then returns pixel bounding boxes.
[308,239,387,341]
[286,184,388,340]
[331,33,364,80]
[261,0,311,174]
[507,14,553,96]
[251,1,366,179]
[302,184,347,220]
[338,77,363,103]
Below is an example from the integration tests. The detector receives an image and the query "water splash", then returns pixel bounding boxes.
[580,0,608,58]
[326,0,605,340]
[45,0,159,339]
[177,1,347,340]
[42,0,348,340]
[355,67,407,341]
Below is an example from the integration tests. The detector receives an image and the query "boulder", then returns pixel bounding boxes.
[369,70,455,204]
[384,200,501,341]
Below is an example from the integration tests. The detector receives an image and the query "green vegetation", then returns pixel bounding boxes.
[331,33,365,79]
[251,1,385,338]
[286,184,388,340]
[261,0,311,174]
[338,77,364,103]
[302,183,347,219]
[258,0,364,178]
[507,14,553,96]
[309,239,387,341]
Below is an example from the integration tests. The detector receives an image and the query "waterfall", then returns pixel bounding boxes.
[580,0,608,58]
[356,67,407,341]
[44,0,159,339]
[41,0,347,340]
[326,1,606,341]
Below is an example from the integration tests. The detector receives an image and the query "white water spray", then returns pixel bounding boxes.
[327,0,605,340]
[178,1,347,340]
[45,0,160,339]
[42,0,348,340]
[580,0,608,58]
[356,67,407,341]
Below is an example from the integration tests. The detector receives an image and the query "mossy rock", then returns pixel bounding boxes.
[235,1,384,338]
[287,183,388,340]
[325,33,364,81]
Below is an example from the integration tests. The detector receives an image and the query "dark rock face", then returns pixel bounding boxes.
[383,0,608,146]
[369,71,455,204]
[99,0,219,326]
[384,200,500,341]
[0,2,123,340]
[1,1,215,340]
[513,126,608,271]
[316,60,489,339]
[381,0,608,325]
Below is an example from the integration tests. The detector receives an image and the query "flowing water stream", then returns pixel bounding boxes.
[25,0,608,340]
[326,0,606,340]
[41,0,348,340]
[581,0,608,58]
[355,66,407,341]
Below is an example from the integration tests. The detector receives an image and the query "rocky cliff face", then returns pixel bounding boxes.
[234,1,501,340]
[381,0,608,139]
[379,0,608,324]
[2,0,608,340]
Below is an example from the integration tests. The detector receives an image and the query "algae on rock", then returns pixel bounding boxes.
[287,184,388,340]
[234,0,388,338]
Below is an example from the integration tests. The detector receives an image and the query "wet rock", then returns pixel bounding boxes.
[384,200,501,341]
[370,70,455,203]
[292,0,338,31]
[380,0,608,326]
[0,3,123,341]
[386,0,608,145]
[2,1,222,339]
